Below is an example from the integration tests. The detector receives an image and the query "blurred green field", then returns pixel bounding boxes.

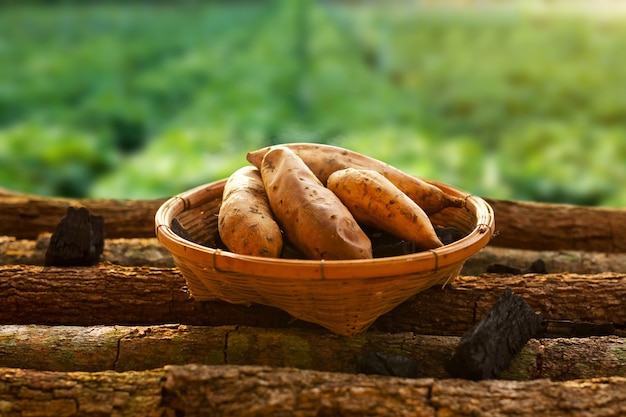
[1,0,625,207]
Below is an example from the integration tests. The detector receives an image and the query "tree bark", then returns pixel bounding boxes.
[0,235,175,267]
[2,191,625,252]
[0,367,166,417]
[1,324,625,381]
[0,191,165,240]
[2,188,626,416]
[0,263,295,329]
[2,264,625,335]
[486,198,626,253]
[2,364,626,417]
[462,246,626,275]
[161,364,626,417]
[5,235,626,274]
[376,271,626,336]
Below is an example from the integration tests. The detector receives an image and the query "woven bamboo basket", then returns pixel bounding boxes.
[155,177,495,336]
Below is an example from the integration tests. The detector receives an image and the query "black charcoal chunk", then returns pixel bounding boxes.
[538,320,615,338]
[487,259,548,275]
[45,206,104,266]
[445,287,542,380]
[367,228,416,258]
[356,351,419,378]
[526,259,548,274]
[171,218,193,241]
[372,240,415,258]
[486,263,523,274]
[435,226,465,245]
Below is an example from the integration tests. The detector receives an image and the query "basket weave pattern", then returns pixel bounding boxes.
[155,178,495,336]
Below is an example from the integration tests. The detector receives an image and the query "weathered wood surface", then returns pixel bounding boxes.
[2,188,626,416]
[485,198,626,253]
[0,367,165,417]
[0,235,175,267]
[161,365,626,417]
[4,235,626,274]
[1,324,625,381]
[2,364,626,417]
[2,189,625,252]
[0,189,165,240]
[463,246,626,275]
[2,264,625,335]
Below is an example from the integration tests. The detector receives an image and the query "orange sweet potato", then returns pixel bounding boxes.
[260,146,372,260]
[327,168,443,250]
[247,143,465,215]
[218,166,283,257]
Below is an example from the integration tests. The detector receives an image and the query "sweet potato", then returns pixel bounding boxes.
[327,168,443,251]
[260,146,372,260]
[218,166,283,257]
[247,143,465,215]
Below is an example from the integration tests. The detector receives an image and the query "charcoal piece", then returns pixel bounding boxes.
[367,228,416,258]
[486,264,523,274]
[45,206,104,267]
[526,259,548,274]
[435,226,465,245]
[538,320,615,338]
[487,259,548,275]
[445,287,542,380]
[280,240,306,259]
[171,218,193,241]
[372,240,415,258]
[366,226,465,258]
[356,351,419,378]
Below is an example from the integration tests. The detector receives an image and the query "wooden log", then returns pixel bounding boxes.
[374,272,626,336]
[486,198,626,253]
[2,264,625,335]
[162,365,626,416]
[0,191,165,240]
[0,367,164,417]
[0,263,296,329]
[2,190,626,253]
[0,235,176,267]
[1,324,625,381]
[2,364,626,417]
[463,246,626,275]
[5,235,626,274]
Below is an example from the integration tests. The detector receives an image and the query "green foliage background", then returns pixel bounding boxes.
[1,0,624,207]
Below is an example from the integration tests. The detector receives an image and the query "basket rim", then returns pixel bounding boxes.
[155,177,495,280]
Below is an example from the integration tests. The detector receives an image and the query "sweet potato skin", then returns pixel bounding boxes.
[327,168,443,250]
[261,146,372,260]
[218,166,283,257]
[247,143,465,215]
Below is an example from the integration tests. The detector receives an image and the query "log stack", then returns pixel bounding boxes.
[1,187,626,416]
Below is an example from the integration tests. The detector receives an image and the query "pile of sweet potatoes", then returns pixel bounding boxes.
[217,143,466,260]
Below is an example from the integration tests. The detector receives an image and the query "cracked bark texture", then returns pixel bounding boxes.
[0,367,165,417]
[4,235,626,275]
[2,190,625,252]
[2,325,625,381]
[2,264,625,336]
[160,364,626,417]
[2,364,626,417]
